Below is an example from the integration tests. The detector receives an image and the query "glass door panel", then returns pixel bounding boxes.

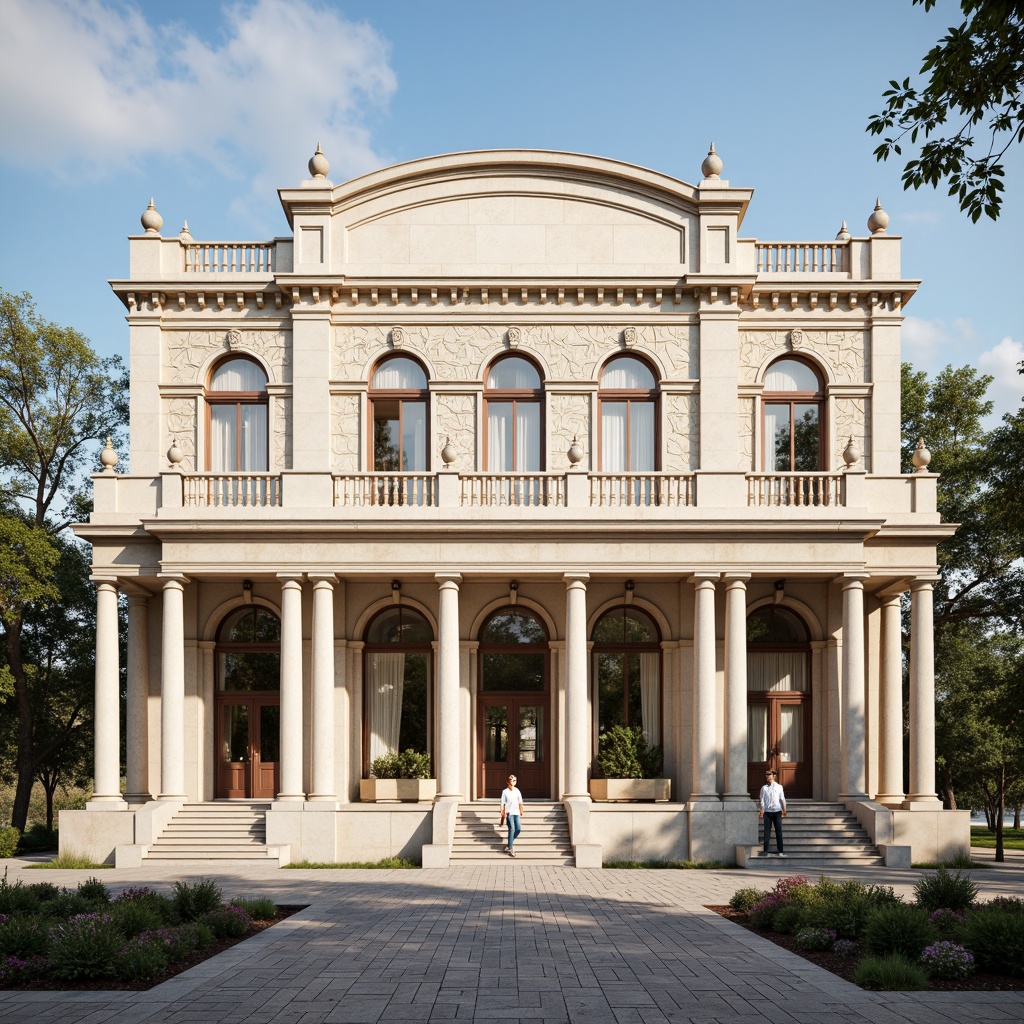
[478,699,549,798]
[255,703,280,799]
[219,702,249,798]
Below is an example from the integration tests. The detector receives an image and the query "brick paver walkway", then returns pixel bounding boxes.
[1,853,1021,1023]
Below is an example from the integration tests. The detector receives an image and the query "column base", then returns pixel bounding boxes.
[839,792,869,802]
[902,797,943,810]
[875,793,906,808]
[85,797,128,811]
[303,799,339,810]
[687,793,722,804]
[156,793,188,802]
[722,793,756,803]
[122,792,153,804]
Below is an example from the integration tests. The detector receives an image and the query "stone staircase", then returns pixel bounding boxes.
[743,800,883,869]
[450,801,574,865]
[146,802,286,862]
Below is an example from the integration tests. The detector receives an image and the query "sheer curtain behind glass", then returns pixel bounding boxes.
[748,652,808,691]
[639,652,660,744]
[367,653,405,762]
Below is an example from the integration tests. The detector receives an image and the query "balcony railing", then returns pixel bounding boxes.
[183,474,282,507]
[589,473,695,508]
[460,473,565,507]
[334,473,437,507]
[747,473,842,507]
[755,242,847,274]
[182,241,276,273]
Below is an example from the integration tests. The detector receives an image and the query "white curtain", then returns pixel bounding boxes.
[517,403,539,472]
[488,403,512,471]
[747,705,769,761]
[210,359,267,392]
[747,652,808,692]
[210,406,235,472]
[601,404,627,471]
[372,358,426,390]
[779,705,804,761]
[639,652,660,745]
[367,652,405,762]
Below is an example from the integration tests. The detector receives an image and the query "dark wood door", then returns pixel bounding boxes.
[747,695,811,799]
[478,697,549,798]
[216,697,279,799]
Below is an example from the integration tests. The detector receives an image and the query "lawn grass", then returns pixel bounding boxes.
[284,857,418,869]
[26,850,113,869]
[970,825,1024,851]
[605,859,733,869]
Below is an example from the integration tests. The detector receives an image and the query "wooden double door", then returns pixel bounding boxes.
[478,697,549,798]
[747,694,811,799]
[216,696,280,799]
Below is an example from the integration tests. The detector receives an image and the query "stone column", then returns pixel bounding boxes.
[689,574,720,801]
[277,576,305,800]
[124,593,151,802]
[308,575,337,801]
[723,575,750,800]
[90,580,125,806]
[436,573,463,798]
[840,574,869,799]
[907,579,941,806]
[159,576,188,800]
[564,573,591,799]
[877,591,906,806]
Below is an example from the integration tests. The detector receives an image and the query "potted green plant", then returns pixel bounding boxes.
[589,725,670,802]
[359,749,437,803]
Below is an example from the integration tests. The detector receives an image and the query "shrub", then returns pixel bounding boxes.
[26,881,62,903]
[172,878,223,922]
[862,906,933,960]
[928,908,967,938]
[854,954,929,990]
[230,897,277,921]
[18,825,58,853]
[942,846,974,869]
[114,887,175,925]
[913,867,978,913]
[0,954,47,985]
[749,892,788,930]
[38,892,91,920]
[772,904,808,935]
[595,725,663,779]
[369,749,433,779]
[202,904,251,939]
[802,878,878,940]
[0,827,20,859]
[114,933,170,984]
[988,895,1024,914]
[48,913,123,980]
[920,941,975,980]
[165,922,212,961]
[0,875,39,916]
[728,887,766,912]
[0,915,51,959]
[963,909,1024,976]
[76,877,110,904]
[795,927,837,952]
[110,899,165,939]
[833,939,859,958]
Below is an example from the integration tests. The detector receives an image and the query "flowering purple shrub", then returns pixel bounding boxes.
[114,932,171,984]
[48,913,123,980]
[928,908,967,938]
[795,927,837,952]
[115,887,154,903]
[201,904,252,939]
[0,954,47,985]
[920,941,975,980]
[832,939,858,958]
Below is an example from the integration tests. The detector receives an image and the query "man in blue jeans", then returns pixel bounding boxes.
[759,769,787,856]
[499,774,524,857]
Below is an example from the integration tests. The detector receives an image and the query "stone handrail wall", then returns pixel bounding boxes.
[755,242,847,274]
[460,473,565,508]
[183,473,282,507]
[589,473,695,508]
[182,242,276,273]
[746,472,843,507]
[334,473,437,507]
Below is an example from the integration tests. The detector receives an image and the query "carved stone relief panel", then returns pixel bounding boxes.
[738,329,868,384]
[331,394,361,473]
[435,393,477,468]
[164,397,197,471]
[739,398,756,471]
[165,329,291,385]
[833,397,872,472]
[664,393,698,472]
[549,393,591,470]
[272,396,292,471]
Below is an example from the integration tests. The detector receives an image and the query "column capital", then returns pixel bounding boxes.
[198,639,216,651]
[840,572,870,589]
[722,573,751,588]
[563,571,590,585]
[435,572,463,586]
[911,575,940,591]
[277,572,305,584]
[157,572,189,586]
[308,573,337,585]
[120,580,154,600]
[689,572,720,587]
[877,579,911,602]
[348,640,365,652]
[91,577,119,591]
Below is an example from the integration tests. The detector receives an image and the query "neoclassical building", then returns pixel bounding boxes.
[64,145,967,866]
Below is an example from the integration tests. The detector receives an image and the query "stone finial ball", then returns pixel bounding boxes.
[868,198,890,235]
[141,198,163,234]
[701,143,723,180]
[309,142,330,179]
[835,220,851,242]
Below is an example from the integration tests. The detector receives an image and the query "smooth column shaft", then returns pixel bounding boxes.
[160,579,186,798]
[279,579,304,799]
[841,577,867,797]
[564,574,590,798]
[908,581,939,802]
[436,575,462,797]
[691,577,718,799]
[93,582,121,800]
[310,579,336,799]
[878,594,905,803]
[723,578,749,798]
[125,595,151,800]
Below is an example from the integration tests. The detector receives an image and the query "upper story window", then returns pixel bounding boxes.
[485,356,543,472]
[592,606,661,744]
[599,356,658,472]
[762,358,824,471]
[207,358,268,472]
[479,608,548,692]
[370,356,429,471]
[216,606,280,691]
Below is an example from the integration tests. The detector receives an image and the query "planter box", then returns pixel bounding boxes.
[589,778,671,802]
[359,778,437,803]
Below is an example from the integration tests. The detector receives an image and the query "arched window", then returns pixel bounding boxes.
[479,608,548,691]
[364,606,433,768]
[216,606,281,690]
[762,358,824,472]
[369,356,428,472]
[592,606,661,744]
[485,356,543,473]
[599,356,658,472]
[207,358,268,471]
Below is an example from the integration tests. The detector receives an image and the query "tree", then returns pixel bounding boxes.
[868,0,1024,221]
[0,290,127,832]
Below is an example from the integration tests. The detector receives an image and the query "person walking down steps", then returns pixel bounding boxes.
[499,774,524,857]
[759,769,787,856]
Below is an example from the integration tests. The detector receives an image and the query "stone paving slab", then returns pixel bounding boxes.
[0,855,1022,1023]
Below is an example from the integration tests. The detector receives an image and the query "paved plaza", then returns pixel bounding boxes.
[1,851,1022,1024]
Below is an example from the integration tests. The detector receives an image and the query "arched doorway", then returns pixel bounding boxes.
[215,606,280,799]
[477,607,550,798]
[746,606,812,798]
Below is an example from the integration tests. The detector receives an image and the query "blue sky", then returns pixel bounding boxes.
[1,0,1021,422]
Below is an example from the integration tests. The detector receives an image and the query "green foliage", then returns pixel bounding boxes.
[0,519,60,620]
[854,953,930,991]
[867,0,1024,222]
[167,921,214,960]
[284,857,418,869]
[0,827,20,859]
[920,940,975,979]
[603,859,730,869]
[795,927,837,952]
[48,913,123,981]
[25,881,60,902]
[29,851,109,870]
[369,748,432,779]
[971,826,1024,851]
[109,899,165,940]
[772,903,808,935]
[171,878,222,922]
[201,905,251,939]
[596,725,663,779]
[37,892,91,919]
[0,874,38,915]
[862,906,934,960]
[803,877,896,940]
[76,877,109,904]
[18,825,58,853]
[963,908,1024,975]
[0,914,50,959]
[913,867,979,912]
[113,934,170,984]
[729,887,767,912]
[230,897,277,920]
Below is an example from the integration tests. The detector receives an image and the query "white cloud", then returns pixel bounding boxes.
[977,336,1024,424]
[0,0,396,209]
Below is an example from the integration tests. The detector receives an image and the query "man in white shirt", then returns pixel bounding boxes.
[499,775,524,857]
[759,769,787,856]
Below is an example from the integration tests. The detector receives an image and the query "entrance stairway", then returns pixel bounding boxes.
[146,802,284,862]
[450,801,574,865]
[745,800,884,869]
